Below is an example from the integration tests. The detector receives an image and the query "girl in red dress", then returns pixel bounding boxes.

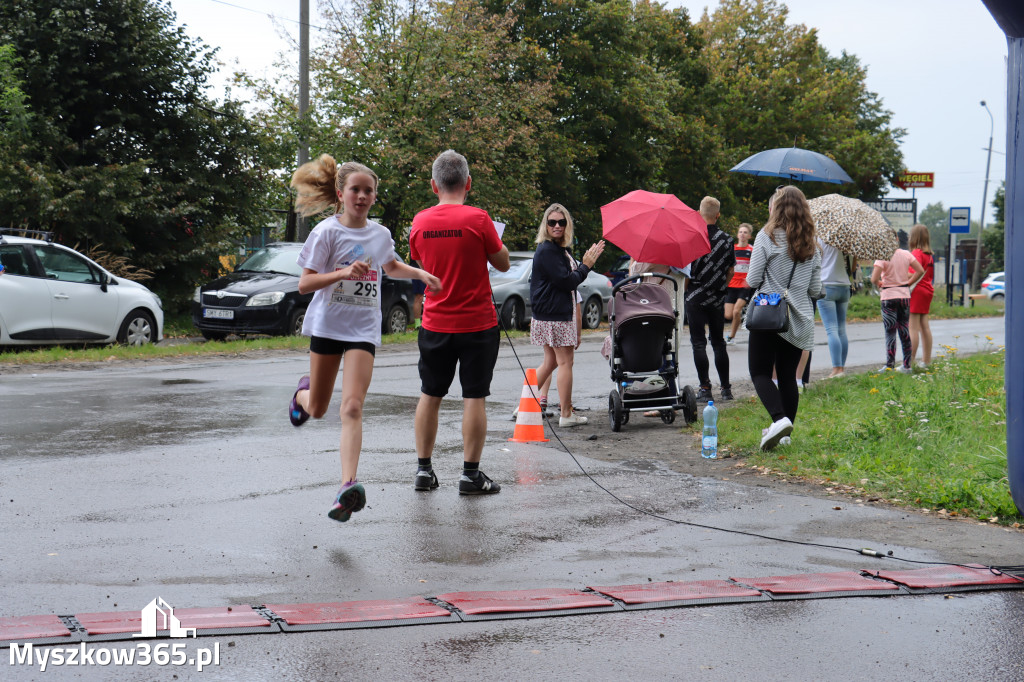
[908,224,935,367]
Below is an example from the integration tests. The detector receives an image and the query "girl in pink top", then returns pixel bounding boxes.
[871,241,924,371]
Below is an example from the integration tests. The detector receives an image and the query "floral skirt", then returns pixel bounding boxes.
[530,307,578,348]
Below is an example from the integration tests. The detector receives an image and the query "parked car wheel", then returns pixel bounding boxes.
[201,330,227,342]
[583,295,603,329]
[991,292,1004,301]
[288,308,306,336]
[384,303,409,335]
[117,309,156,346]
[500,297,524,331]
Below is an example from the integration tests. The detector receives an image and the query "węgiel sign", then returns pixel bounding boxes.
[894,171,934,190]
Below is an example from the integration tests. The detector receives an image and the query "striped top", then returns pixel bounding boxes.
[744,227,822,350]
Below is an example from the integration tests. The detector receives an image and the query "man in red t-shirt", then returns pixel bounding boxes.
[409,149,510,496]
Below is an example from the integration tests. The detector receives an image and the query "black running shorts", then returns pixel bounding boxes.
[309,336,376,357]
[726,287,754,305]
[417,326,500,399]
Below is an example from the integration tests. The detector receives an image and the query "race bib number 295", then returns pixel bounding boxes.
[330,269,380,308]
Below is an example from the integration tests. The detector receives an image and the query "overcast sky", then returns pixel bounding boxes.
[167,0,1010,227]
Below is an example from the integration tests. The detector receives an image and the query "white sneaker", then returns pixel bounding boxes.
[760,418,793,451]
[897,365,913,374]
[559,413,588,427]
[726,336,736,345]
[878,366,893,372]
[779,436,791,446]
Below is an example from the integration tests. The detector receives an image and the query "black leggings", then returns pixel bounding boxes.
[748,330,803,424]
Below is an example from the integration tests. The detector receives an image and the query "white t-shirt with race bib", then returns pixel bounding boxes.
[297,216,396,346]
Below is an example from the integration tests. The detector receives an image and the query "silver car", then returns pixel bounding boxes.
[489,251,613,331]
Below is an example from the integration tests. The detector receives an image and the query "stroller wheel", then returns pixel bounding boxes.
[681,385,698,424]
[660,410,675,425]
[608,390,624,432]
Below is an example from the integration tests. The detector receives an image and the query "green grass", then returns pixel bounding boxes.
[0,321,422,365]
[707,343,1016,523]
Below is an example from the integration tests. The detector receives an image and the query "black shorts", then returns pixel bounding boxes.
[726,287,754,305]
[309,336,376,357]
[418,326,500,399]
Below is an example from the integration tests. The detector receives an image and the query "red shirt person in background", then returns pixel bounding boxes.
[725,223,754,344]
[408,149,510,496]
[908,223,935,367]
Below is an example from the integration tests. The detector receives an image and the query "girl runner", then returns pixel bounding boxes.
[288,155,441,522]
[725,223,754,344]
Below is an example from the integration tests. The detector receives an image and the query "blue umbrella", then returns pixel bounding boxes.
[729,147,853,184]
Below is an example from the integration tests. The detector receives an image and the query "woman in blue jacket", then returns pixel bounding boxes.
[530,203,604,426]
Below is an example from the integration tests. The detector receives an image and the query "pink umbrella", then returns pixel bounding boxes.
[600,190,710,269]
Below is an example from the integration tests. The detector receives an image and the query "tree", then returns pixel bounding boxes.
[982,182,1004,273]
[250,0,557,252]
[697,0,906,226]
[0,0,275,306]
[478,0,712,248]
[918,201,948,258]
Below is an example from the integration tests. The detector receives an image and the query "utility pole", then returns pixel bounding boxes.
[971,100,995,291]
[296,0,311,240]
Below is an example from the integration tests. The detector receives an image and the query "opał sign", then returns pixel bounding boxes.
[894,171,934,190]
[863,198,917,235]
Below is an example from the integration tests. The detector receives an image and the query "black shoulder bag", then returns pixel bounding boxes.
[746,259,798,333]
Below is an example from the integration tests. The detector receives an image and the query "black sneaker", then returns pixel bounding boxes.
[720,387,734,401]
[414,469,439,491]
[458,470,501,495]
[695,386,713,403]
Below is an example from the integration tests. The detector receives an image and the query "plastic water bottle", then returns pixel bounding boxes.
[702,401,718,459]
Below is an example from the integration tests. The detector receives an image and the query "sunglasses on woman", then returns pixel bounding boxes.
[547,218,568,227]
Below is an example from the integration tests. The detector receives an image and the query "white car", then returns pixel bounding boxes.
[0,231,163,346]
[981,271,1005,300]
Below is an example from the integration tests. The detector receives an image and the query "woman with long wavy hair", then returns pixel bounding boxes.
[745,186,822,451]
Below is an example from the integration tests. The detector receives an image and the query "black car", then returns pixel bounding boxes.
[191,242,415,340]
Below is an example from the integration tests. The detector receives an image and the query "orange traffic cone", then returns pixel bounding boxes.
[509,368,548,443]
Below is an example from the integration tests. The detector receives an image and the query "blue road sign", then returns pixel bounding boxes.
[949,207,971,234]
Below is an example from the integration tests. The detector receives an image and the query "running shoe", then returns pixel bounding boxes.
[459,470,501,495]
[695,386,713,403]
[760,418,793,452]
[720,387,734,401]
[289,375,311,426]
[414,468,439,491]
[327,481,366,522]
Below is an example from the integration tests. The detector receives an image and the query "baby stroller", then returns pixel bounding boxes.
[606,273,697,432]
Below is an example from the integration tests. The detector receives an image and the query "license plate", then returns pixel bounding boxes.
[203,308,234,320]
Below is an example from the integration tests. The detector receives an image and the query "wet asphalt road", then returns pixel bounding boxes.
[2,317,1021,680]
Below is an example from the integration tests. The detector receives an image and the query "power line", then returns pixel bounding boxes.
[198,0,335,34]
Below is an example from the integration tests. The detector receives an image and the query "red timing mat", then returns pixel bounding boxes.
[76,606,271,635]
[867,564,1024,589]
[0,614,71,642]
[436,588,613,615]
[265,598,452,625]
[588,580,762,605]
[731,571,901,595]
